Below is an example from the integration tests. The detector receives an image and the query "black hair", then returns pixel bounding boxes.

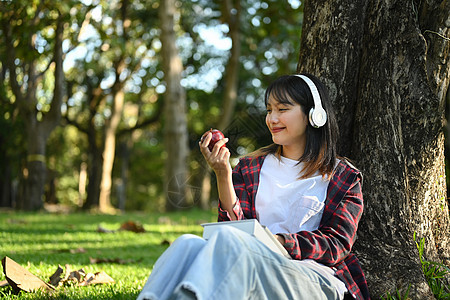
[254,73,339,178]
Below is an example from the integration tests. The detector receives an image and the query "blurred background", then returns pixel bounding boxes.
[0,0,304,212]
[2,0,449,214]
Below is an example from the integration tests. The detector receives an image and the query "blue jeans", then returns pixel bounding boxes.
[137,226,343,300]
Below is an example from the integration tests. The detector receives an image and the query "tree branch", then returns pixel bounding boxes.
[118,100,163,137]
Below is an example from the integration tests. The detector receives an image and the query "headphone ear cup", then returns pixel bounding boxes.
[296,74,327,128]
[309,107,327,128]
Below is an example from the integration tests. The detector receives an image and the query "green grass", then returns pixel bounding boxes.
[0,208,216,299]
[414,232,450,300]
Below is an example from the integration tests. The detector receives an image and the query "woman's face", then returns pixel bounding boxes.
[265,95,308,153]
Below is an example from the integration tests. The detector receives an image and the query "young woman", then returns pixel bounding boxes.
[137,74,370,300]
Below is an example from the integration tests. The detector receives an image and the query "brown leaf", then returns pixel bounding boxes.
[0,280,9,287]
[89,257,140,265]
[55,247,86,254]
[67,268,85,284]
[79,271,115,286]
[119,220,146,233]
[48,265,64,287]
[1,256,54,293]
[70,247,87,254]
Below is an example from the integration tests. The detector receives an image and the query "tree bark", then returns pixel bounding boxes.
[2,11,65,210]
[0,158,12,208]
[199,0,242,210]
[98,88,124,212]
[98,0,130,213]
[83,120,103,210]
[160,0,190,211]
[298,0,450,298]
[116,139,132,211]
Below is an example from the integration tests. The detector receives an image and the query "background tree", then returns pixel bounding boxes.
[0,1,72,210]
[97,0,129,212]
[194,0,242,209]
[64,0,162,211]
[0,85,24,208]
[159,0,190,210]
[190,0,303,208]
[298,0,450,298]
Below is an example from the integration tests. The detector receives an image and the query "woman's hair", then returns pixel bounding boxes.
[251,74,339,179]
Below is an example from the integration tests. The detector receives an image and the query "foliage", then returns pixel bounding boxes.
[114,132,166,212]
[0,0,304,211]
[380,233,450,300]
[0,209,216,299]
[0,88,26,207]
[380,285,411,300]
[413,232,450,300]
[46,126,86,206]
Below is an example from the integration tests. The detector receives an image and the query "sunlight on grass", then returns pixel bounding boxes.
[0,208,216,299]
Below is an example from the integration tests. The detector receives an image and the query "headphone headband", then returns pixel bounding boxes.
[294,74,327,128]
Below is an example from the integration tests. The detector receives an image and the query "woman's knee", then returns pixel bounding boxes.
[172,234,206,251]
[210,225,250,246]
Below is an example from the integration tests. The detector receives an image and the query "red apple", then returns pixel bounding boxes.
[201,129,226,151]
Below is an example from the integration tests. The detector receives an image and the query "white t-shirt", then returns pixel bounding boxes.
[255,154,329,234]
[255,154,347,298]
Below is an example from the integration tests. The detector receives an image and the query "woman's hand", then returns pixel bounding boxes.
[199,131,231,177]
[199,131,237,220]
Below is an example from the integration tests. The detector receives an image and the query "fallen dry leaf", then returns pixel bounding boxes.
[0,279,9,287]
[1,256,54,293]
[70,247,87,254]
[65,267,86,284]
[49,264,86,287]
[79,271,115,286]
[1,257,115,294]
[48,264,113,287]
[89,257,141,265]
[119,220,146,233]
[48,265,64,287]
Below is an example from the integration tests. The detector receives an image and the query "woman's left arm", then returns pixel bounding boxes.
[277,173,364,266]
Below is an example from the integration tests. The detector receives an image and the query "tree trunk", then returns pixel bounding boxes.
[20,120,48,210]
[98,89,124,212]
[298,0,450,298]
[160,0,190,211]
[98,0,130,213]
[2,12,65,211]
[199,0,242,210]
[83,127,103,209]
[0,159,12,208]
[116,139,132,212]
[78,162,87,207]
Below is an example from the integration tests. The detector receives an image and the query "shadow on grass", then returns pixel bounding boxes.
[0,209,215,299]
[0,285,141,300]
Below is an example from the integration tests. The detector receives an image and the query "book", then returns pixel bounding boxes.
[201,219,291,259]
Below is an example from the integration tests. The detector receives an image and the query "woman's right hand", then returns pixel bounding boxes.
[199,131,237,220]
[199,131,231,177]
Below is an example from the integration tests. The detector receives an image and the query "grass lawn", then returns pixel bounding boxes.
[0,208,216,299]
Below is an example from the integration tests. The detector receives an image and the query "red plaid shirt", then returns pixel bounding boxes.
[218,155,370,300]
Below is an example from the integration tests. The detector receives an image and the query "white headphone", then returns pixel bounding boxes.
[295,75,327,128]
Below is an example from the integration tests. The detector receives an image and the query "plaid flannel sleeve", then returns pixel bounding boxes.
[218,157,259,221]
[278,166,363,266]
